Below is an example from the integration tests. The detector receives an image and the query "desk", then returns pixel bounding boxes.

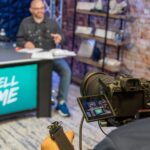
[0,43,52,119]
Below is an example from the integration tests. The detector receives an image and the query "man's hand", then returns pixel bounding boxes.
[24,41,35,49]
[51,33,62,44]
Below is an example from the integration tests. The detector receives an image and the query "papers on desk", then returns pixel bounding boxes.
[31,48,76,59]
[17,48,43,53]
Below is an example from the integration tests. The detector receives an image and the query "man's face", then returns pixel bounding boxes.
[30,1,45,19]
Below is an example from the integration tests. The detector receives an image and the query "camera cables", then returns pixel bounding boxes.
[79,116,108,150]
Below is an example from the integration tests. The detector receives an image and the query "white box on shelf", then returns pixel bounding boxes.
[75,26,93,35]
[98,57,121,72]
[95,28,116,40]
[76,2,95,11]
[77,40,96,58]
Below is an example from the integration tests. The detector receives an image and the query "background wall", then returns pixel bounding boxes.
[0,0,31,40]
[0,0,149,80]
[63,0,150,80]
[122,0,150,80]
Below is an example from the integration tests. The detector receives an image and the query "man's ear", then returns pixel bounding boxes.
[29,8,32,14]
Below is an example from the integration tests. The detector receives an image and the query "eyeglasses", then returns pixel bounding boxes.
[31,7,45,10]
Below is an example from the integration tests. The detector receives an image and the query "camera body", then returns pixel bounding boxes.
[104,77,150,117]
[79,72,150,122]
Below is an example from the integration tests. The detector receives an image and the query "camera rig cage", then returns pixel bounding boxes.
[79,72,150,125]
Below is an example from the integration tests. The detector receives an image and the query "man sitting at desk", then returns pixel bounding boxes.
[16,0,71,117]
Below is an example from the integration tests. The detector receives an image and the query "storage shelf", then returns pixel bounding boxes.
[77,9,126,20]
[75,56,120,73]
[72,0,126,84]
[75,33,126,47]
[75,55,102,68]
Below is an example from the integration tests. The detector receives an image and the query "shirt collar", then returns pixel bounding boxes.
[31,15,48,24]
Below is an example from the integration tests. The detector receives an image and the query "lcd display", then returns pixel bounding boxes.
[77,95,115,122]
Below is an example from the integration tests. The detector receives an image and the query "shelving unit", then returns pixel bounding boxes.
[71,0,128,84]
[75,33,128,47]
[76,9,126,19]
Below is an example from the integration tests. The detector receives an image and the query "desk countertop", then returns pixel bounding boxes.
[0,42,41,64]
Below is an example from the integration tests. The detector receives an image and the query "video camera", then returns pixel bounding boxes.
[77,72,150,125]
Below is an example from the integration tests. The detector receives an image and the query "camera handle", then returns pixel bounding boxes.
[48,121,74,150]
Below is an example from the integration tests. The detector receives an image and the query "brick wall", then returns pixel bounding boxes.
[122,0,150,80]
[63,0,150,80]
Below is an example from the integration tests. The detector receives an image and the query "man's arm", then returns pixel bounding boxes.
[16,20,27,48]
[16,20,35,49]
[51,20,65,45]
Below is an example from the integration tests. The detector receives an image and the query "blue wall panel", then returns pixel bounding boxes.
[0,0,31,40]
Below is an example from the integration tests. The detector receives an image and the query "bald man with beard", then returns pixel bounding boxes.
[17,0,71,117]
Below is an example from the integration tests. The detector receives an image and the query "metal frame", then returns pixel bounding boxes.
[43,0,63,29]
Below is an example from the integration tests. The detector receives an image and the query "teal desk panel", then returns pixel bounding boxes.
[0,64,38,115]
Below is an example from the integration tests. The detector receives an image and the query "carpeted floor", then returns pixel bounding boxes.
[0,84,115,150]
[0,73,115,150]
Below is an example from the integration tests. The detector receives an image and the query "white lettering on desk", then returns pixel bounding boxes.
[0,76,19,106]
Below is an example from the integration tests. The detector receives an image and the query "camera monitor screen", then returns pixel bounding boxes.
[77,95,115,122]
